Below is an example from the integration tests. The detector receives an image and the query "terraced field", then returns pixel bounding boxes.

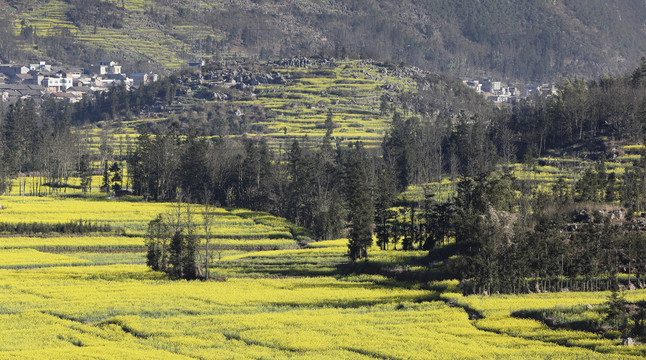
[443,291,646,358]
[76,59,417,157]
[249,62,415,148]
[11,0,211,68]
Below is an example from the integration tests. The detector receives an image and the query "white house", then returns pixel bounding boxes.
[94,61,122,75]
[29,61,51,72]
[43,77,73,92]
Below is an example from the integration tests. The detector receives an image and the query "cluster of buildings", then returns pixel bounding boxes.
[463,78,558,103]
[0,61,158,103]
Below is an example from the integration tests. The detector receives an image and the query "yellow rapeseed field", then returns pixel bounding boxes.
[1,195,645,358]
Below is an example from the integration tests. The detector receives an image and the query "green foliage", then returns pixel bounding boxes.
[345,143,374,261]
[146,206,200,280]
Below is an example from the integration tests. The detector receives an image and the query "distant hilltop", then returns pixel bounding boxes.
[1,0,645,82]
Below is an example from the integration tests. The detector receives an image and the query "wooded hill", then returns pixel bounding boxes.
[1,0,646,81]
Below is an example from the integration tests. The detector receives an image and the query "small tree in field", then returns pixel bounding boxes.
[605,287,629,335]
[101,162,109,193]
[145,200,200,280]
[145,214,171,272]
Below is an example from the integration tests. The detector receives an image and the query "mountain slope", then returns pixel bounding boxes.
[1,0,645,80]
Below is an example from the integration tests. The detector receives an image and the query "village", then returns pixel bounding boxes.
[0,56,561,107]
[0,60,158,103]
[462,78,558,103]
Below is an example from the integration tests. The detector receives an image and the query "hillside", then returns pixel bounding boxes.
[1,0,645,80]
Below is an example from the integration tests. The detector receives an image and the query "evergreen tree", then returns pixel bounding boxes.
[179,132,209,202]
[101,161,110,193]
[324,108,335,135]
[344,143,374,261]
[382,112,419,191]
[129,126,154,198]
[374,163,397,250]
[166,202,199,280]
[286,140,317,228]
[168,230,186,279]
[312,134,345,240]
[109,161,122,193]
[79,153,92,193]
[605,172,617,202]
[2,99,38,173]
[605,288,629,334]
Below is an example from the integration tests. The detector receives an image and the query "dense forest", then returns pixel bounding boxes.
[2,0,646,80]
[2,58,646,293]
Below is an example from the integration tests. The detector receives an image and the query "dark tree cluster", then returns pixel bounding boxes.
[452,174,646,295]
[3,56,646,289]
[145,204,200,280]
[129,128,373,257]
[372,169,646,295]
[0,18,19,63]
[0,220,113,235]
[0,98,81,194]
[66,0,125,29]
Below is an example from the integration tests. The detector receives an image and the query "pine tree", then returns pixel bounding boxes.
[374,163,396,250]
[101,161,110,193]
[605,287,628,334]
[79,153,92,193]
[109,161,122,193]
[325,109,335,135]
[345,143,374,261]
[168,230,186,279]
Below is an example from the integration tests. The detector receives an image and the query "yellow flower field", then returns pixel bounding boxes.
[0,194,645,358]
[0,264,641,359]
